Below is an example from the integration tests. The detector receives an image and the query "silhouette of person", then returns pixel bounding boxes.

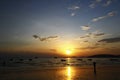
[93,62,96,75]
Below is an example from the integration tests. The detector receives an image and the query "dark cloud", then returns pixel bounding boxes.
[84,40,89,42]
[49,49,57,52]
[75,46,98,50]
[94,33,105,37]
[80,32,105,39]
[80,35,90,38]
[33,35,58,41]
[98,37,120,43]
[81,25,91,31]
[48,36,58,38]
[94,43,100,46]
[33,35,39,39]
[80,33,92,38]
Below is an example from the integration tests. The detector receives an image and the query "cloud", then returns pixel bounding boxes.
[71,13,76,16]
[80,36,88,38]
[68,6,80,10]
[94,33,105,36]
[98,37,120,43]
[94,43,100,46]
[84,40,89,42]
[49,49,57,52]
[89,0,113,8]
[81,25,91,31]
[75,46,98,50]
[33,35,58,41]
[92,11,117,22]
[48,36,58,38]
[89,3,96,8]
[80,31,105,39]
[80,35,90,39]
[80,33,92,39]
[89,0,102,8]
[108,11,117,16]
[92,31,106,38]
[96,0,102,2]
[103,0,112,6]
[68,5,80,17]
[33,35,39,39]
[92,16,107,22]
[93,32,105,37]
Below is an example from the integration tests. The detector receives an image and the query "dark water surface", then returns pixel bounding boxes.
[0,58,120,80]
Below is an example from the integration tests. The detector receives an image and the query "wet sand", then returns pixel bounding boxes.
[0,65,120,80]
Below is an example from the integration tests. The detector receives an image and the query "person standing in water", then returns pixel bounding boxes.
[93,62,96,75]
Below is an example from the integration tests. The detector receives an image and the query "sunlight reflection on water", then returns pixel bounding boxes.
[0,58,120,80]
[0,66,120,80]
[66,58,72,80]
[67,66,72,80]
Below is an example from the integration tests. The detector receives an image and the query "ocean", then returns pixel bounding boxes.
[0,57,120,80]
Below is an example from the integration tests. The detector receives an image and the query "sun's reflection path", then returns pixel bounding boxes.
[66,58,72,80]
[64,58,75,80]
[67,66,72,80]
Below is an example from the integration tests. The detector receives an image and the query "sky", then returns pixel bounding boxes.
[0,0,120,57]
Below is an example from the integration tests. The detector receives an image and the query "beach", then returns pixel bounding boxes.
[0,66,120,80]
[0,58,120,80]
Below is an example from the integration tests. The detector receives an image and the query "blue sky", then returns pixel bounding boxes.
[0,0,120,56]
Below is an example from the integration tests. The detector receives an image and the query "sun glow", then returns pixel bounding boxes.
[57,42,75,56]
[66,49,72,55]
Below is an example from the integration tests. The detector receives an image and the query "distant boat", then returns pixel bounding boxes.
[54,57,58,59]
[77,58,83,61]
[2,61,6,66]
[9,58,13,61]
[66,64,70,66]
[34,57,38,59]
[88,59,92,61]
[13,58,24,63]
[19,59,24,61]
[29,59,32,61]
[61,59,66,62]
[110,58,118,61]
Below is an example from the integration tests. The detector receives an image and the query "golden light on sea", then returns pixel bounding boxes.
[67,66,71,80]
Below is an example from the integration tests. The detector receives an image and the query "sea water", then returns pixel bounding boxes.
[0,57,120,67]
[0,58,120,80]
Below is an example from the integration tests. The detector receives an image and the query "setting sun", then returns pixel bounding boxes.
[66,49,72,55]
